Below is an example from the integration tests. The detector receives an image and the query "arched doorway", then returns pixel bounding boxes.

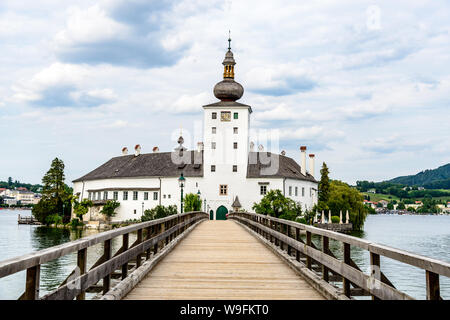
[216,206,228,220]
[209,210,214,220]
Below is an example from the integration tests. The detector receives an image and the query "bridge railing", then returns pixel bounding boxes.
[228,211,450,300]
[0,211,208,300]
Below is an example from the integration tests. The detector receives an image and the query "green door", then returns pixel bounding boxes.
[216,206,228,220]
[209,210,214,220]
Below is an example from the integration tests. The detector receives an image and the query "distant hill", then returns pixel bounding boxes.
[388,163,450,188]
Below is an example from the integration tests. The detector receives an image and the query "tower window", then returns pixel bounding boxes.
[234,112,238,119]
[211,165,216,172]
[233,127,238,134]
[260,185,267,195]
[233,142,238,149]
[233,165,237,172]
[211,142,216,149]
[212,127,216,134]
[219,185,228,195]
[212,112,217,119]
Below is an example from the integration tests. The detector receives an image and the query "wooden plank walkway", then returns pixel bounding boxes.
[124,220,324,300]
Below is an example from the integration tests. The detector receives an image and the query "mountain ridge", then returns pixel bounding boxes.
[387,163,450,188]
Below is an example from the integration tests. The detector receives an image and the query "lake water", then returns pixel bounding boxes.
[0,209,449,300]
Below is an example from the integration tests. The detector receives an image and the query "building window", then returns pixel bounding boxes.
[211,165,216,172]
[144,192,148,200]
[302,187,305,197]
[133,191,138,200]
[219,185,228,195]
[233,142,237,149]
[310,188,312,197]
[153,192,158,200]
[295,187,298,197]
[211,142,216,149]
[233,165,237,172]
[163,194,166,199]
[123,191,128,201]
[104,191,108,200]
[212,112,217,119]
[260,185,267,195]
[134,209,136,215]
[212,127,216,134]
[234,112,238,119]
[113,192,118,200]
[289,186,292,196]
[97,192,101,200]
[88,192,91,200]
[233,127,238,134]
[168,194,171,199]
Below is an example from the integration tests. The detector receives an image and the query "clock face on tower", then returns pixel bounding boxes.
[221,111,231,121]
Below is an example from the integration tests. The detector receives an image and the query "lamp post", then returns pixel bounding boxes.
[142,202,144,216]
[204,198,207,212]
[178,173,185,213]
[197,190,201,211]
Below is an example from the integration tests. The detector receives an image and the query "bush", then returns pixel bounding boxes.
[69,218,83,228]
[72,199,93,219]
[141,205,178,222]
[45,214,63,226]
[101,200,120,217]
[184,193,202,212]
[331,216,340,223]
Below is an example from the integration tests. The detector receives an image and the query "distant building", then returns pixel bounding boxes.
[367,188,376,194]
[379,200,389,208]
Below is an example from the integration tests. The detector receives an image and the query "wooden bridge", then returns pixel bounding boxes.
[0,211,449,300]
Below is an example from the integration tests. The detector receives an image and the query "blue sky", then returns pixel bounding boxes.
[0,0,449,185]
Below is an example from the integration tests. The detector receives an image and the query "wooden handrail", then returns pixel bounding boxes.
[0,211,208,300]
[229,212,450,300]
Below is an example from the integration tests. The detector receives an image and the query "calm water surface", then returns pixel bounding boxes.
[0,210,449,299]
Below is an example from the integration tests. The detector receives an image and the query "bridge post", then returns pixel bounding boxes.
[322,236,329,282]
[102,239,112,294]
[426,271,440,300]
[306,231,312,269]
[370,252,381,300]
[122,234,129,280]
[343,243,351,297]
[295,228,300,262]
[145,226,152,260]
[136,229,143,268]
[76,248,87,300]
[23,265,40,300]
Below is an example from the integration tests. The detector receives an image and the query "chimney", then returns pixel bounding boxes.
[309,154,315,178]
[258,144,264,151]
[197,142,204,152]
[122,147,128,155]
[152,146,159,153]
[300,146,307,176]
[134,144,141,156]
[281,150,286,156]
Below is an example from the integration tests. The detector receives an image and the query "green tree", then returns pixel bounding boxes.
[252,189,293,218]
[387,202,394,210]
[32,158,71,223]
[327,180,368,231]
[318,162,330,203]
[72,199,93,219]
[397,202,406,210]
[7,177,12,187]
[184,193,202,212]
[101,200,121,219]
[141,205,178,222]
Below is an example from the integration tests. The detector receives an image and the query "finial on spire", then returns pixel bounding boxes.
[228,30,231,51]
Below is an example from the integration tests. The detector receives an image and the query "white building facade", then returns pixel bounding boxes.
[72,41,319,222]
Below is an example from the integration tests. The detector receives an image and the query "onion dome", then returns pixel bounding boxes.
[213,35,244,101]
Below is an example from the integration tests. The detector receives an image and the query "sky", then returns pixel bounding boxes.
[0,0,449,186]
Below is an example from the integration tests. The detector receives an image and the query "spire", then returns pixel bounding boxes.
[213,34,244,101]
